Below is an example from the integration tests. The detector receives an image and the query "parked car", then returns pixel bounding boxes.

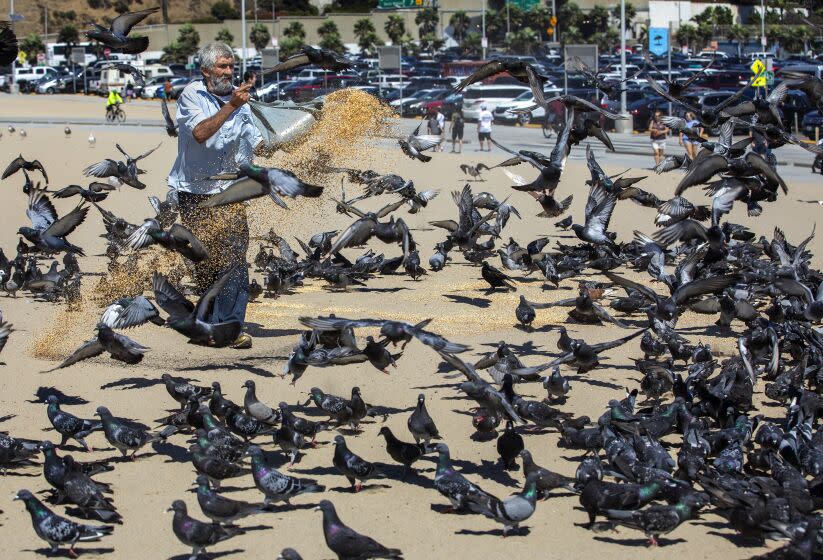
[167,76,194,99]
[627,95,667,131]
[16,66,58,92]
[802,110,823,139]
[781,90,813,132]
[421,92,463,118]
[140,75,182,99]
[492,88,561,125]
[390,88,440,114]
[410,89,452,115]
[461,84,531,120]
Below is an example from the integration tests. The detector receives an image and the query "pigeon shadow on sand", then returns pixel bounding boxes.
[243,323,303,338]
[154,441,191,464]
[169,549,243,560]
[175,362,275,379]
[443,294,492,308]
[567,375,623,391]
[28,387,90,404]
[352,286,410,294]
[592,535,686,547]
[447,457,519,488]
[99,377,164,391]
[25,547,115,558]
[456,527,532,537]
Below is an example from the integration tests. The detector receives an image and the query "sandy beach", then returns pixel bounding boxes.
[0,91,820,560]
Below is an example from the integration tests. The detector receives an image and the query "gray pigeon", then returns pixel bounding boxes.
[246,445,324,504]
[15,489,113,556]
[46,395,102,451]
[47,325,149,371]
[464,472,540,535]
[95,406,163,459]
[194,474,267,525]
[317,500,403,559]
[332,435,384,492]
[241,380,281,424]
[169,500,243,559]
[407,393,440,444]
[277,549,304,560]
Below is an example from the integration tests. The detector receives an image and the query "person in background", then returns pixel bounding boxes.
[242,70,259,100]
[426,108,442,142]
[649,109,669,166]
[167,41,262,350]
[477,104,493,151]
[105,88,123,116]
[163,77,173,100]
[435,108,445,151]
[679,111,701,160]
[450,108,465,153]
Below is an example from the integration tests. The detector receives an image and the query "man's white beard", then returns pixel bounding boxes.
[207,75,233,96]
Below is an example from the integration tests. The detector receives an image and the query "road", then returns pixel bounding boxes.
[2,93,818,182]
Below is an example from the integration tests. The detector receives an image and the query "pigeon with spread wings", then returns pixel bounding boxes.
[85,8,159,54]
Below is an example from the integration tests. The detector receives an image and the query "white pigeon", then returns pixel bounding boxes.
[64,126,71,137]
[19,129,26,138]
[88,131,96,147]
[8,125,14,133]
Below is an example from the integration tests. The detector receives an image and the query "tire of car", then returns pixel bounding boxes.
[517,112,531,126]
[46,87,54,94]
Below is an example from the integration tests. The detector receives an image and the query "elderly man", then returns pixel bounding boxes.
[167,42,262,349]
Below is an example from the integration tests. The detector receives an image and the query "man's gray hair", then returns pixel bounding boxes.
[198,42,234,70]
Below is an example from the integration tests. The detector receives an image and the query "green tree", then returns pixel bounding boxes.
[558,1,584,30]
[283,21,306,40]
[58,24,80,48]
[560,25,583,46]
[505,28,537,54]
[161,23,200,63]
[528,6,552,41]
[610,2,636,31]
[713,6,733,26]
[318,20,345,53]
[675,23,697,49]
[384,14,406,45]
[460,31,482,57]
[695,23,713,50]
[354,18,378,54]
[420,32,444,54]
[415,6,439,39]
[19,34,45,62]
[279,37,303,58]
[215,27,234,46]
[211,0,239,21]
[401,33,420,56]
[449,10,471,43]
[728,24,750,57]
[691,6,714,26]
[585,5,610,35]
[592,29,619,53]
[250,23,271,51]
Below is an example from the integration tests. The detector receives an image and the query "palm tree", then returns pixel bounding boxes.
[318,20,345,54]
[250,23,271,51]
[384,14,406,45]
[354,18,378,55]
[215,28,234,46]
[415,6,439,39]
[283,22,306,41]
[727,24,750,57]
[505,28,537,54]
[449,10,471,43]
[675,23,697,51]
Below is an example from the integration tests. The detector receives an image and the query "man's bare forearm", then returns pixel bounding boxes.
[192,104,236,144]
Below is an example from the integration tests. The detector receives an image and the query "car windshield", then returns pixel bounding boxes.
[513,91,534,101]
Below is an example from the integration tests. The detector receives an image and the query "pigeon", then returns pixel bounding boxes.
[0,319,13,356]
[519,450,576,498]
[19,186,88,255]
[95,406,163,459]
[407,393,440,444]
[124,219,207,262]
[465,472,540,536]
[333,435,384,492]
[0,21,18,66]
[460,163,490,181]
[53,182,116,203]
[201,163,324,209]
[60,459,122,523]
[100,295,164,329]
[454,59,544,91]
[161,97,178,137]
[46,396,101,452]
[377,426,433,477]
[15,489,113,557]
[246,445,324,504]
[433,443,492,513]
[398,122,442,163]
[162,374,212,406]
[603,493,706,546]
[85,8,159,54]
[152,269,242,347]
[3,154,48,184]
[101,62,145,86]
[277,549,304,560]
[496,421,524,470]
[268,45,352,73]
[48,325,149,371]
[191,443,248,488]
[194,474,267,525]
[83,142,161,190]
[316,500,403,560]
[481,261,516,291]
[168,500,243,559]
[241,379,281,425]
[88,132,96,147]
[571,184,619,249]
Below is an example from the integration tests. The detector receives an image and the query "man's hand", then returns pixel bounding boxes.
[229,82,253,109]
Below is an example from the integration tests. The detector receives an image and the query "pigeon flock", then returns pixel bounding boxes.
[5,8,823,560]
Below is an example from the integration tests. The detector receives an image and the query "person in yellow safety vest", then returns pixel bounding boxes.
[106,89,123,115]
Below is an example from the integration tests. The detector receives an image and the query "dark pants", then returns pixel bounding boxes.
[178,192,249,325]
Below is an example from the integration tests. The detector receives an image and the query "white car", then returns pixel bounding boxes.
[461,84,531,121]
[492,87,562,124]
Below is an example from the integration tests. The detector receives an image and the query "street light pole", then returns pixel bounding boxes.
[760,0,766,52]
[506,2,510,38]
[619,0,626,116]
[481,0,486,59]
[241,0,247,76]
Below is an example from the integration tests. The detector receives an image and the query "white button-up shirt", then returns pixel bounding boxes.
[167,79,263,195]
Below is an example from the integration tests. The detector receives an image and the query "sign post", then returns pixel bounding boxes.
[261,48,279,92]
[378,45,402,116]
[71,47,85,94]
[751,58,766,98]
